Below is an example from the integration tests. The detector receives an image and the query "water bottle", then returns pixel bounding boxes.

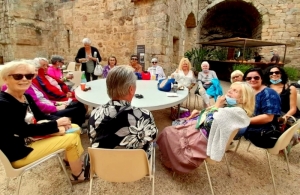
[151,67,156,80]
[81,71,87,83]
[173,82,178,93]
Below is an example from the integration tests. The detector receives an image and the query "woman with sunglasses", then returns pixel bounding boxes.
[264,66,300,136]
[236,68,281,148]
[129,54,142,73]
[147,57,166,80]
[102,56,117,78]
[0,60,88,184]
[230,70,244,83]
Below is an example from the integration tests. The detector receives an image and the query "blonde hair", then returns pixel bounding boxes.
[230,70,244,83]
[0,60,35,82]
[178,58,192,70]
[231,82,255,117]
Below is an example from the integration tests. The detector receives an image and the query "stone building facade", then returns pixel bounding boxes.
[0,0,299,74]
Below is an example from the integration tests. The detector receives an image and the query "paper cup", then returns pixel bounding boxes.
[80,83,86,90]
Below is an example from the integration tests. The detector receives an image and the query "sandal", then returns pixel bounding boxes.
[70,169,89,184]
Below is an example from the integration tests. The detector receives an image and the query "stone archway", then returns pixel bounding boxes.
[199,0,262,41]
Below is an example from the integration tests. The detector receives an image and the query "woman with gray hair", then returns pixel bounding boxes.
[47,55,73,82]
[75,38,102,81]
[88,65,158,157]
[196,61,218,107]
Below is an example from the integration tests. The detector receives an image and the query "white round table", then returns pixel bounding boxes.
[75,79,189,111]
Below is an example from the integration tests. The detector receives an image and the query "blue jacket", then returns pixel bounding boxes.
[206,78,223,101]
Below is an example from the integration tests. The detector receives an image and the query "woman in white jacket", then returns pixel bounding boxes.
[171,57,196,90]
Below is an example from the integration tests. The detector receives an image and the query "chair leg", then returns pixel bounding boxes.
[16,176,22,195]
[152,174,155,195]
[230,138,242,165]
[224,153,231,177]
[247,142,251,151]
[283,148,291,174]
[89,176,93,195]
[204,161,215,195]
[266,151,277,195]
[57,155,74,192]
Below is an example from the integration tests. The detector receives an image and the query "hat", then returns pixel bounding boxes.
[151,58,158,63]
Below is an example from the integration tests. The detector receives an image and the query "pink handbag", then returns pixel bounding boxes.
[157,120,208,173]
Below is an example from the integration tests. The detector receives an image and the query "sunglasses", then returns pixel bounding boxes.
[9,74,35,80]
[152,62,157,64]
[245,76,260,81]
[131,58,138,61]
[232,75,241,80]
[269,71,281,75]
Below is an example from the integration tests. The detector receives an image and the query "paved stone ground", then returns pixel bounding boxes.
[1,81,300,195]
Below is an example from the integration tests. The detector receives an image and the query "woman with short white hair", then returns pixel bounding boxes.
[75,38,102,81]
[88,65,158,157]
[196,61,218,107]
[147,57,166,80]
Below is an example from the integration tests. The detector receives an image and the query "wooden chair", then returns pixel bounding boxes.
[0,149,73,195]
[88,147,155,195]
[230,120,300,195]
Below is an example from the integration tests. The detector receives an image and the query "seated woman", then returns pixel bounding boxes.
[32,57,76,102]
[230,70,244,83]
[88,65,158,157]
[129,54,142,73]
[0,60,87,183]
[171,57,196,90]
[47,55,73,82]
[157,82,255,173]
[237,68,282,148]
[195,61,218,107]
[102,56,117,78]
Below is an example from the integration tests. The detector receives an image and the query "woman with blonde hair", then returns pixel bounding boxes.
[230,70,244,83]
[157,81,255,173]
[171,57,196,90]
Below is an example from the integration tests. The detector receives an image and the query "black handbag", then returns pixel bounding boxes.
[246,124,282,148]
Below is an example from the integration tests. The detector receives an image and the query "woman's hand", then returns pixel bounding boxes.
[56,117,71,126]
[187,109,200,120]
[66,92,72,98]
[56,105,66,111]
[63,124,72,130]
[66,74,73,80]
[51,126,66,136]
[79,58,88,63]
[214,95,226,108]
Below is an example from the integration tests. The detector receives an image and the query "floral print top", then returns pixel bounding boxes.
[88,100,158,157]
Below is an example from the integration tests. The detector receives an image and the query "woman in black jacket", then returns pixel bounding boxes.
[75,37,102,81]
[0,60,87,183]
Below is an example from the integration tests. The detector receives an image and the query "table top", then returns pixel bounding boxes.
[75,79,189,111]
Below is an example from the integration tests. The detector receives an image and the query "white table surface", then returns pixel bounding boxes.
[75,79,189,111]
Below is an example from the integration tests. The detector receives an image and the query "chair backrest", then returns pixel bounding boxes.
[269,120,300,154]
[70,71,82,90]
[88,147,150,182]
[0,150,19,177]
[67,62,76,71]
[297,94,300,110]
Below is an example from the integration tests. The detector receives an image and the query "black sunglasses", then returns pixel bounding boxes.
[152,62,157,64]
[8,74,35,80]
[231,75,241,80]
[269,71,281,75]
[245,76,260,81]
[131,58,138,61]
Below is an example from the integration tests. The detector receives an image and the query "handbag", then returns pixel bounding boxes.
[158,78,175,92]
[93,62,103,76]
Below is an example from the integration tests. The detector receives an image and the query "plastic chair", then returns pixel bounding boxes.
[0,149,73,195]
[63,62,76,73]
[203,129,238,195]
[230,120,300,195]
[88,147,155,195]
[297,94,300,110]
[70,71,82,90]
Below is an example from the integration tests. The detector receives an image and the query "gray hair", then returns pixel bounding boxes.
[0,60,35,81]
[106,65,136,99]
[230,70,244,83]
[201,61,210,67]
[33,57,48,68]
[82,38,92,45]
[50,55,64,64]
[151,57,158,63]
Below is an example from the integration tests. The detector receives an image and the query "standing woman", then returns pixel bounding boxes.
[102,56,117,78]
[264,65,300,120]
[171,57,196,90]
[75,38,102,82]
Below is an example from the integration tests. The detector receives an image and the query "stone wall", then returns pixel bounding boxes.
[0,0,299,75]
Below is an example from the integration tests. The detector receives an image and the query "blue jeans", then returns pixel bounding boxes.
[234,127,248,140]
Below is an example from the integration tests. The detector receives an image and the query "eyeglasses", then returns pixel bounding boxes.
[8,74,35,80]
[152,62,157,64]
[245,76,260,81]
[59,61,64,64]
[231,75,241,80]
[131,58,138,61]
[269,71,281,75]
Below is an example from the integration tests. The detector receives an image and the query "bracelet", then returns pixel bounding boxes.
[63,77,67,81]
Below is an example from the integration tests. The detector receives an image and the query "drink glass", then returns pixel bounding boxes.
[80,83,86,90]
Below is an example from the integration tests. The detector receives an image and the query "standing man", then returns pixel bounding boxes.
[270,49,280,64]
[147,57,166,80]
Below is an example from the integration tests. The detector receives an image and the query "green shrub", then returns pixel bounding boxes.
[210,48,228,61]
[283,67,299,81]
[184,47,210,71]
[232,64,254,74]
